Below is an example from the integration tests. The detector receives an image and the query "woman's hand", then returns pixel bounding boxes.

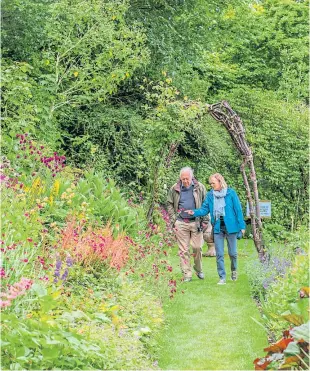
[241,229,245,235]
[184,210,194,215]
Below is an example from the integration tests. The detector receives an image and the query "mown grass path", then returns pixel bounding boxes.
[157,240,268,370]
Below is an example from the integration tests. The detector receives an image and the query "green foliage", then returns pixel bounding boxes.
[128,0,308,102]
[254,322,309,370]
[1,139,178,370]
[246,227,309,300]
[3,0,308,229]
[2,0,149,153]
[2,0,51,60]
[1,61,58,152]
[1,1,309,368]
[125,0,308,228]
[261,254,309,338]
[1,279,162,370]
[41,0,149,107]
[59,105,150,191]
[254,301,309,370]
[222,88,309,229]
[74,171,146,235]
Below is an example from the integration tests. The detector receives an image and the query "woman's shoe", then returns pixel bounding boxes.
[231,271,238,281]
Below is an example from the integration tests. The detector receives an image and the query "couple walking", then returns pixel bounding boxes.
[167,167,245,285]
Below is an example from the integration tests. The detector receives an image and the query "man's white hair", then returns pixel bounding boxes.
[180,167,193,178]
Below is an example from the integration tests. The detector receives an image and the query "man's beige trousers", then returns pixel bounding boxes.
[175,220,203,279]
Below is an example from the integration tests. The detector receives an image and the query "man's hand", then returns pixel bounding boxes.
[184,210,194,215]
[241,229,245,235]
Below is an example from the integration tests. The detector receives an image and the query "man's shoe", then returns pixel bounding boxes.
[231,271,238,281]
[217,279,226,285]
[183,277,192,282]
[196,272,205,279]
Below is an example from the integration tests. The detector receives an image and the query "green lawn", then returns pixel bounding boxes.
[157,239,268,370]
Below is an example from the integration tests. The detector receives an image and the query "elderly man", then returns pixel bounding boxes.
[167,167,206,282]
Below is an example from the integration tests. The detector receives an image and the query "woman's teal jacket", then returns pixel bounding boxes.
[193,188,246,234]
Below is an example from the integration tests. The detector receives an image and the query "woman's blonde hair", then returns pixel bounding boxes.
[209,173,227,189]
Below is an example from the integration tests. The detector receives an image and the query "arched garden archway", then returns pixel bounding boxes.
[148,99,266,260]
[208,101,265,260]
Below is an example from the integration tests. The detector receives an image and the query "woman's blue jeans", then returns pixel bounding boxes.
[213,227,237,280]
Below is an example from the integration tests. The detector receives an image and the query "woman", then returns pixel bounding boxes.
[186,173,245,285]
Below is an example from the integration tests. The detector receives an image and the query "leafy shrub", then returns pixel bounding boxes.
[72,171,146,236]
[1,138,177,370]
[1,279,162,370]
[246,244,294,301]
[254,294,309,370]
[246,228,308,300]
[261,254,309,339]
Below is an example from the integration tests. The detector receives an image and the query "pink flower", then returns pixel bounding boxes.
[7,294,18,300]
[0,300,11,308]
[39,276,49,281]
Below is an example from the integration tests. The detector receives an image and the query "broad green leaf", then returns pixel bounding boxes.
[41,346,60,359]
[283,341,300,356]
[290,322,310,343]
[31,283,47,297]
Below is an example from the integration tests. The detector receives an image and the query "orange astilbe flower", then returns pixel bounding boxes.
[59,219,131,270]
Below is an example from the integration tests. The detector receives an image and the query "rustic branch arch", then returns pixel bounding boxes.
[147,100,266,260]
[208,101,265,260]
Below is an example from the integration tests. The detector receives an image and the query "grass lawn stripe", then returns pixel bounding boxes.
[157,239,268,370]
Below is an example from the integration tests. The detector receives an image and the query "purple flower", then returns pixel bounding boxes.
[54,270,60,278]
[61,269,68,281]
[66,256,73,267]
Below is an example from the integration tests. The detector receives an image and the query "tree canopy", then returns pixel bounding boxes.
[1,0,309,230]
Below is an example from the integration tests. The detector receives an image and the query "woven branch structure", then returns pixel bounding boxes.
[208,101,265,259]
[147,99,266,259]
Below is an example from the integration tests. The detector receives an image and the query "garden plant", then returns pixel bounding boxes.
[1,0,309,369]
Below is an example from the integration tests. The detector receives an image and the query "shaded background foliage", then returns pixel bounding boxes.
[1,0,309,231]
